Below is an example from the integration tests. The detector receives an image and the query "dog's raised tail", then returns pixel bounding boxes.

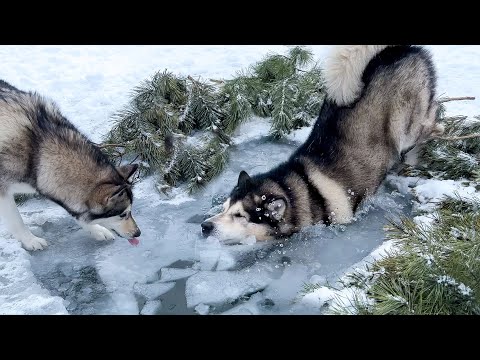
[324,45,392,106]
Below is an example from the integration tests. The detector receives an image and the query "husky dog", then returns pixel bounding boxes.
[0,80,141,251]
[201,45,444,242]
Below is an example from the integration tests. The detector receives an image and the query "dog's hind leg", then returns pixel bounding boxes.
[0,192,48,251]
[402,122,445,167]
[402,145,421,167]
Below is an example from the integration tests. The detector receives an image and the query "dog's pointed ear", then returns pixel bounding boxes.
[117,164,139,183]
[265,198,287,221]
[237,170,252,189]
[89,184,126,208]
[109,184,127,200]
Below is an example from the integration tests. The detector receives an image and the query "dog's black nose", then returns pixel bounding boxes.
[201,221,214,237]
[133,229,141,237]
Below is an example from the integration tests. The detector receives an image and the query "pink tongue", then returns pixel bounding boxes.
[128,238,140,246]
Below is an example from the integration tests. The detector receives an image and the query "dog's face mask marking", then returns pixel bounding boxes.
[201,171,288,242]
[85,164,141,238]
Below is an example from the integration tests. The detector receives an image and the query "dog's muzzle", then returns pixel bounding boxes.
[201,221,214,237]
[133,228,141,237]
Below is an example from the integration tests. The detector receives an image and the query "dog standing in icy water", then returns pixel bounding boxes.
[202,45,445,242]
[0,80,141,251]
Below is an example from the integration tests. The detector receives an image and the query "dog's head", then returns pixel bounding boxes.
[82,164,141,238]
[201,171,293,242]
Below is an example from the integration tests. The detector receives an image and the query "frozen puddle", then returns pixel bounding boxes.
[182,183,411,315]
[12,137,412,315]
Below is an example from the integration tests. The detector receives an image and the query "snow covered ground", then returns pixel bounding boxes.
[0,45,479,315]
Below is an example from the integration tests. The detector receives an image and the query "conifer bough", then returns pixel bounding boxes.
[103,46,326,193]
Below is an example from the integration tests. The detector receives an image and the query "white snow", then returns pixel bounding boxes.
[413,214,436,228]
[437,275,473,296]
[386,175,421,195]
[1,45,479,314]
[0,237,67,315]
[369,240,397,260]
[427,45,480,118]
[414,179,478,206]
[300,287,336,309]
[309,274,327,285]
[387,175,479,211]
[232,117,271,144]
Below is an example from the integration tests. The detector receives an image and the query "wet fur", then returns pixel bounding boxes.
[203,45,443,241]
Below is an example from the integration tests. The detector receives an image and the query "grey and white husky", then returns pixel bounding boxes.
[0,80,141,251]
[201,45,444,242]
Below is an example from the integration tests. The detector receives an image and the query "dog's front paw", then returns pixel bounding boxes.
[88,225,116,241]
[20,234,48,251]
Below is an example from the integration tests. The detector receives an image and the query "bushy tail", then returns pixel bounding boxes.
[324,45,392,106]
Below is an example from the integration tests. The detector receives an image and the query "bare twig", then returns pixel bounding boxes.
[438,96,475,103]
[187,75,202,85]
[434,133,480,141]
[209,78,225,85]
[129,154,141,164]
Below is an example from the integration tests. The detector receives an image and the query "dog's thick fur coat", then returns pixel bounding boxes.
[202,45,444,242]
[0,80,141,250]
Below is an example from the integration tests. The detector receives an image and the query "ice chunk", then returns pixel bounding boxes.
[222,292,264,315]
[133,282,175,300]
[140,300,162,315]
[240,236,257,245]
[194,303,210,315]
[262,264,309,307]
[159,268,198,282]
[216,252,237,271]
[198,249,222,271]
[185,269,273,308]
[223,307,257,315]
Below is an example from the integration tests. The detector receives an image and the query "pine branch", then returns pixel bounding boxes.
[221,74,256,133]
[270,77,297,138]
[185,76,223,130]
[287,46,314,68]
[105,46,326,193]
[418,114,480,180]
[329,199,480,315]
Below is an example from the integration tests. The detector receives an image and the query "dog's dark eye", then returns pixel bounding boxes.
[234,213,245,218]
[119,212,128,219]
